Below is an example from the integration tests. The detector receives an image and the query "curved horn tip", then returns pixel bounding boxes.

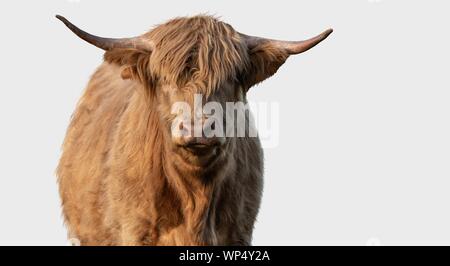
[55,14,67,23]
[285,27,334,54]
[55,15,74,29]
[322,28,334,38]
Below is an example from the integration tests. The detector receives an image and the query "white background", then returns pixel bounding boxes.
[0,0,449,245]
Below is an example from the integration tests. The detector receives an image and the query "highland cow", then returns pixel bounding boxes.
[56,14,332,246]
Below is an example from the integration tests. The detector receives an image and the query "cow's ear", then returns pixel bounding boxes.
[55,15,153,81]
[241,29,333,91]
[104,48,151,81]
[243,43,290,90]
[120,67,133,80]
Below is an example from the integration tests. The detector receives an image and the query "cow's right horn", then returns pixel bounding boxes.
[55,15,153,52]
[242,28,333,55]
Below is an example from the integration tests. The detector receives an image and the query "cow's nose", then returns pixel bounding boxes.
[201,118,220,138]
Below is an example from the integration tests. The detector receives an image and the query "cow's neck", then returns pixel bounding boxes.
[158,131,231,245]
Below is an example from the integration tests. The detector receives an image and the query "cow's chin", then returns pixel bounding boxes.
[172,137,225,159]
[182,144,219,157]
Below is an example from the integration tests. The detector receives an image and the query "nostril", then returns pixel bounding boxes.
[210,121,216,130]
[179,122,184,130]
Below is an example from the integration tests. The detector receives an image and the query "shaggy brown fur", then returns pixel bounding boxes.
[57,15,291,246]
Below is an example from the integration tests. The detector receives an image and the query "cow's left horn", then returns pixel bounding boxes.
[242,28,333,55]
[56,15,153,52]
